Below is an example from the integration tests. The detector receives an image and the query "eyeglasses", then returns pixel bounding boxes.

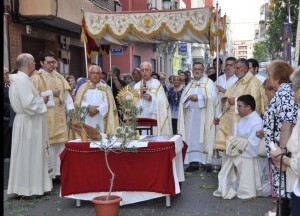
[90,72,101,75]
[44,61,57,65]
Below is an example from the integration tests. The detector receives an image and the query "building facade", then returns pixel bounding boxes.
[231,40,254,59]
[3,0,158,79]
[4,0,224,79]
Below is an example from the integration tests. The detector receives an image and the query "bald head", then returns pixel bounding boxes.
[140,62,152,81]
[16,53,36,76]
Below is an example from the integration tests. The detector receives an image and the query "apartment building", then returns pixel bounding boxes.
[231,40,254,59]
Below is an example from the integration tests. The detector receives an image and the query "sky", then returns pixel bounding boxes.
[217,0,263,40]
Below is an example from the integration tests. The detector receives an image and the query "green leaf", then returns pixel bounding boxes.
[198,184,218,189]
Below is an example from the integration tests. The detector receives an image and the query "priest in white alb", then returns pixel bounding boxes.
[134,61,172,135]
[178,62,219,172]
[8,53,53,197]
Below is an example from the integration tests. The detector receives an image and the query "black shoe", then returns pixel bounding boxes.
[13,195,41,200]
[204,164,212,173]
[199,163,206,172]
[185,165,199,172]
[53,175,61,184]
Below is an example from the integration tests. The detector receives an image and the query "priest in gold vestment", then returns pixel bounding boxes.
[31,50,74,181]
[75,65,119,134]
[214,58,267,151]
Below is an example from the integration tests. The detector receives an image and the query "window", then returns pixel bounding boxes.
[238,46,247,50]
[151,59,156,72]
[238,51,247,56]
[160,56,163,72]
[134,55,141,68]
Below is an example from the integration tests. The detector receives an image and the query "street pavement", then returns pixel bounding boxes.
[3,167,274,216]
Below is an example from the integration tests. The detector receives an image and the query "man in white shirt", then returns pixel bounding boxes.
[215,57,238,94]
[248,58,266,83]
[75,65,119,134]
[178,62,219,172]
[215,57,238,111]
[213,94,269,199]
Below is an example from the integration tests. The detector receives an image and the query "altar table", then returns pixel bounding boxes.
[60,135,186,207]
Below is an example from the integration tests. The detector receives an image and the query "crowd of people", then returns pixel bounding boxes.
[3,51,300,215]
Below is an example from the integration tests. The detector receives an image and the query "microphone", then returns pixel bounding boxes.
[142,80,147,94]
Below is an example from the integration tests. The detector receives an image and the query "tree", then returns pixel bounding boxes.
[265,0,299,60]
[253,41,268,62]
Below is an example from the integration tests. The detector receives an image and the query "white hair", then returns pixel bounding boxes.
[140,61,152,71]
[16,53,33,68]
[88,65,102,73]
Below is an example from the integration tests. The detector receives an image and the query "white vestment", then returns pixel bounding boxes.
[216,74,238,91]
[81,82,109,133]
[134,78,172,135]
[255,73,266,83]
[178,75,219,164]
[214,111,270,199]
[8,72,53,196]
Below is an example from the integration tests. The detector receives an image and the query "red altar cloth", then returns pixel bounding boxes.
[60,141,185,197]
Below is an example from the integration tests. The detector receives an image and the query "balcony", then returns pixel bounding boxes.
[17,0,112,35]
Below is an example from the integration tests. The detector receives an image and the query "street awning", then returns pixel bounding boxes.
[81,7,226,57]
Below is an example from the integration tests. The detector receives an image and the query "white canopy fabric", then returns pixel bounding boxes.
[81,7,226,57]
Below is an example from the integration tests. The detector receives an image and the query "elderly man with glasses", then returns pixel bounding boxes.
[31,50,74,184]
[74,65,119,134]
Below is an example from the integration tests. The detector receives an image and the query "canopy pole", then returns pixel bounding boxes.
[109,48,113,90]
[216,2,219,85]
[84,41,89,78]
[81,8,88,78]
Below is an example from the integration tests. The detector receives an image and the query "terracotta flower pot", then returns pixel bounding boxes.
[92,195,122,216]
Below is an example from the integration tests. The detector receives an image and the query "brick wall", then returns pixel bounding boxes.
[7,18,85,77]
[9,21,23,70]
[8,18,60,70]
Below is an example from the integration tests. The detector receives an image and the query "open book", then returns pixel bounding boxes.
[139,134,174,142]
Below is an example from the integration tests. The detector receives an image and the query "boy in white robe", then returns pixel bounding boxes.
[213,94,270,199]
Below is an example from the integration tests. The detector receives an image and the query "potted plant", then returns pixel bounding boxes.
[70,86,141,216]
